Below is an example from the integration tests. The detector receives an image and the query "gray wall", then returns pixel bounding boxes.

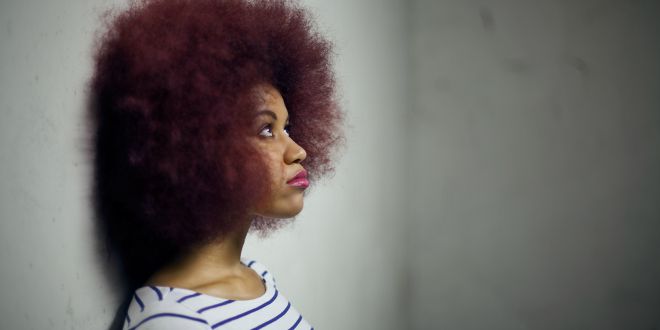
[1,0,659,329]
[0,1,123,329]
[407,0,660,329]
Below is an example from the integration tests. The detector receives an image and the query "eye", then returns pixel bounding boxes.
[258,124,274,137]
[258,123,292,138]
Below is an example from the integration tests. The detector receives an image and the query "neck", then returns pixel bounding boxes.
[193,222,250,270]
[147,217,254,286]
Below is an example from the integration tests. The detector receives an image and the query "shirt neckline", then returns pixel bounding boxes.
[139,258,271,303]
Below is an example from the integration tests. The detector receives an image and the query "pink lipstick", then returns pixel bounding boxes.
[287,169,309,188]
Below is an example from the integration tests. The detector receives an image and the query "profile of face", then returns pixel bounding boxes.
[249,84,308,219]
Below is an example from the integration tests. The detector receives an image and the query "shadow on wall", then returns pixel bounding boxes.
[85,89,175,330]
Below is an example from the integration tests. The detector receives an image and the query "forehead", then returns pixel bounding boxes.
[255,84,288,116]
[258,85,283,104]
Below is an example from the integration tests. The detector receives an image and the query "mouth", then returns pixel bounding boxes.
[287,169,309,189]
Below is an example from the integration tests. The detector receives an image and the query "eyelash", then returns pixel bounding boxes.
[259,124,291,138]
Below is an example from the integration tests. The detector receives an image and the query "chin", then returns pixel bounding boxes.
[275,204,304,218]
[253,190,305,219]
[264,202,304,219]
[254,211,301,220]
[287,204,304,217]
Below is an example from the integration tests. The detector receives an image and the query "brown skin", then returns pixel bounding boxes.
[145,84,308,300]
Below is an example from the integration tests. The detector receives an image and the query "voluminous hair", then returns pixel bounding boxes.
[89,0,343,289]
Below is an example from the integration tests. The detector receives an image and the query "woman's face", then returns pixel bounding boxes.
[250,84,308,219]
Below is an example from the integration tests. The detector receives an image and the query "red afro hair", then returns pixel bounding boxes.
[88,0,344,290]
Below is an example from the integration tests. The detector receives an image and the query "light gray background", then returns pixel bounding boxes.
[407,1,660,329]
[1,0,658,329]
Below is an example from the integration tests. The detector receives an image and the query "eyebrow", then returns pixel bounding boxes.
[256,109,289,123]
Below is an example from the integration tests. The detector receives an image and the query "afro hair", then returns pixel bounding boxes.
[88,0,344,291]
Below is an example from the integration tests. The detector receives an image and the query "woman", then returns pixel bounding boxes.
[88,0,344,329]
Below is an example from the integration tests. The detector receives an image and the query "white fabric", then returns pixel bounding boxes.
[122,257,313,330]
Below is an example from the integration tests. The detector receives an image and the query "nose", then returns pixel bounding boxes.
[284,136,307,164]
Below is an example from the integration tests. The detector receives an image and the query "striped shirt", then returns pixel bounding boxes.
[122,257,314,330]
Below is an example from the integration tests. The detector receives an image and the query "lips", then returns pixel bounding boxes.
[287,169,309,188]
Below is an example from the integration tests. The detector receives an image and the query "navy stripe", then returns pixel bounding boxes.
[134,293,145,312]
[261,270,269,277]
[127,312,208,330]
[252,302,290,329]
[198,299,235,313]
[211,290,279,328]
[178,292,202,303]
[247,260,256,267]
[169,287,174,292]
[289,315,302,330]
[149,286,163,301]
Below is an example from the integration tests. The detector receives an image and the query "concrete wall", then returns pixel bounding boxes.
[407,0,660,328]
[2,0,659,329]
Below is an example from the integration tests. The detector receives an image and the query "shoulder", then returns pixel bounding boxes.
[241,257,278,287]
[123,286,212,330]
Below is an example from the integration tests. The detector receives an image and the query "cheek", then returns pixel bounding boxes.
[263,152,285,186]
